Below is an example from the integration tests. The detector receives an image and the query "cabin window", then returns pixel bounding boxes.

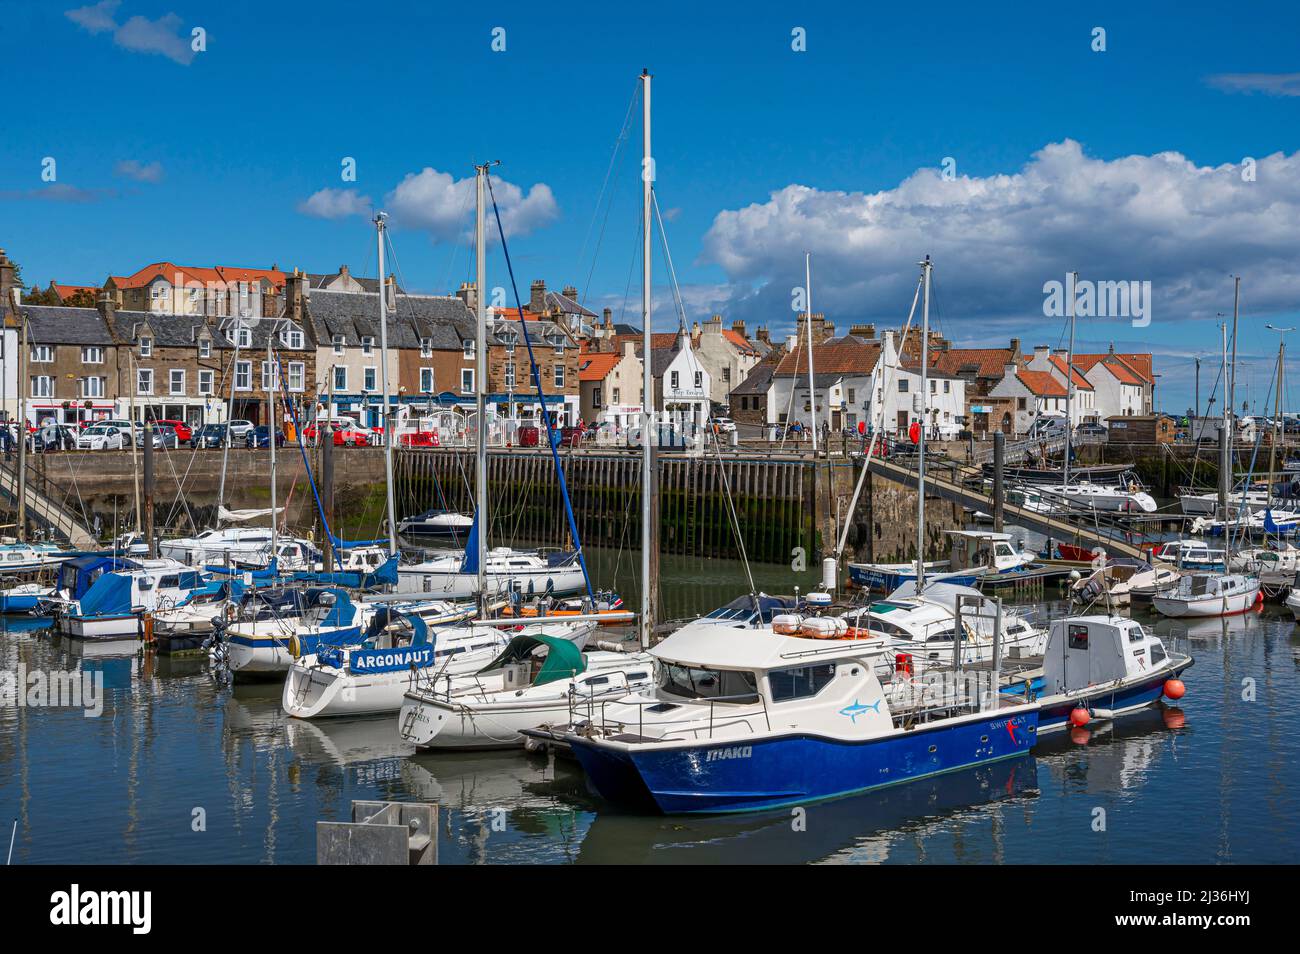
[1127,625,1146,644]
[658,663,758,702]
[1150,642,1167,664]
[1067,624,1089,650]
[768,664,836,702]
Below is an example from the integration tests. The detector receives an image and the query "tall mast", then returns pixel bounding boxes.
[375,212,398,557]
[805,252,818,453]
[915,256,931,589]
[1219,322,1230,523]
[1063,270,1077,488]
[267,332,278,558]
[1229,276,1240,442]
[474,164,490,609]
[639,69,654,650]
[1265,324,1292,514]
[16,306,27,542]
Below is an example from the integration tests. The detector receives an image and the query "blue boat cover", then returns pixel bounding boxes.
[459,514,481,575]
[78,573,133,617]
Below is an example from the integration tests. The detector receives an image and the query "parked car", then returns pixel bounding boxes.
[712,417,737,434]
[193,424,232,448]
[330,426,370,447]
[301,416,360,445]
[76,423,132,450]
[135,424,180,449]
[227,419,255,440]
[154,419,194,444]
[245,426,287,448]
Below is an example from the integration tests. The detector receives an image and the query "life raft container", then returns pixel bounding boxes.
[800,616,848,639]
[772,614,803,636]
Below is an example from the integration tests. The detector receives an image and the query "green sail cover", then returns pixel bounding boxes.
[482,633,586,687]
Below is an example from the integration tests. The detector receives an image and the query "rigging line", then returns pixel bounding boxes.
[834,273,924,562]
[577,77,641,311]
[617,204,645,327]
[486,171,595,601]
[650,188,757,597]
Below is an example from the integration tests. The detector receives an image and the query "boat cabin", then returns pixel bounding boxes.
[1043,615,1168,695]
[946,530,1030,573]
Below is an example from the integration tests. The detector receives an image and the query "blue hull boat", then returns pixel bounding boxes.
[568,709,1039,815]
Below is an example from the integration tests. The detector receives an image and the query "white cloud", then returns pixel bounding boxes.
[385,167,558,241]
[113,159,163,183]
[65,0,119,33]
[64,3,195,65]
[1206,73,1300,97]
[297,188,373,220]
[700,140,1300,333]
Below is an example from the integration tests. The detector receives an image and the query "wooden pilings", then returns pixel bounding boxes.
[394,450,817,565]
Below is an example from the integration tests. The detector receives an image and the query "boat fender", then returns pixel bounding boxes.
[1163,678,1186,700]
[289,634,301,658]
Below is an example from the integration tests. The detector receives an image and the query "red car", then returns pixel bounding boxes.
[331,426,370,447]
[154,419,193,443]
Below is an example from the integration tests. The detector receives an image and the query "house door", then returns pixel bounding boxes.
[897,410,908,432]
[832,410,842,431]
[1001,412,1012,434]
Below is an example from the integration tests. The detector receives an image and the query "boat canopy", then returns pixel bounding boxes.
[293,554,398,589]
[58,555,139,598]
[479,633,585,686]
[78,572,134,617]
[362,606,431,646]
[886,579,985,604]
[208,558,279,580]
[305,587,356,628]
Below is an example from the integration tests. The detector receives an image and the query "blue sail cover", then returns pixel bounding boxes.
[348,611,434,675]
[291,555,398,590]
[78,573,134,617]
[208,558,279,581]
[459,512,480,575]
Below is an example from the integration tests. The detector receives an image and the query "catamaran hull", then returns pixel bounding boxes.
[284,665,426,719]
[567,711,1039,814]
[394,564,587,599]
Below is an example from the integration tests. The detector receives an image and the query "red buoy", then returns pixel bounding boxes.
[1163,678,1186,700]
[1069,706,1091,727]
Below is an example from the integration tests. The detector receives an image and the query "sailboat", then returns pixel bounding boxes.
[1155,296,1261,618]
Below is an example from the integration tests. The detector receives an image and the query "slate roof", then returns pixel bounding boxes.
[306,288,477,349]
[17,305,113,345]
[545,290,596,318]
[729,362,775,397]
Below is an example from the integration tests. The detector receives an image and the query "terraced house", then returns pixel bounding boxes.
[104,261,285,319]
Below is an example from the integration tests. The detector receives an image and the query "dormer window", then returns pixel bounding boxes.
[139,337,153,357]
[501,334,516,355]
[332,334,345,355]
[198,338,211,359]
[281,327,304,350]
[462,339,475,358]
[362,336,375,355]
[420,337,432,357]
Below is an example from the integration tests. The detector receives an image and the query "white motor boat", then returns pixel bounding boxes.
[395,546,588,599]
[398,633,655,750]
[1036,476,1157,514]
[1229,545,1300,588]
[1070,556,1180,608]
[160,528,316,569]
[0,542,75,574]
[1151,573,1261,618]
[56,560,207,639]
[1179,487,1271,516]
[1285,572,1300,620]
[396,509,474,540]
[1145,539,1226,571]
[282,610,596,719]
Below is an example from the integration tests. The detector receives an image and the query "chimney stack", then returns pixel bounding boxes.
[756,326,770,346]
[457,281,478,314]
[96,288,116,322]
[731,319,746,337]
[285,268,306,321]
[0,249,18,316]
[529,279,546,314]
[1009,338,1021,357]
[562,284,578,301]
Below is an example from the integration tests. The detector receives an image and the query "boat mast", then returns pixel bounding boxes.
[1229,276,1240,446]
[217,320,243,529]
[639,68,654,650]
[1265,325,1291,515]
[375,212,398,558]
[805,252,818,454]
[474,164,490,611]
[1063,270,1077,489]
[916,256,931,589]
[1219,322,1230,525]
[266,332,278,558]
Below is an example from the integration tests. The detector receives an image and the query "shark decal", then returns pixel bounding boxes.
[839,698,882,723]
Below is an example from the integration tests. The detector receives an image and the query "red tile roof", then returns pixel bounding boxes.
[1072,352,1153,385]
[109,262,286,290]
[578,351,622,381]
[1016,369,1067,397]
[774,337,881,376]
[929,348,1016,378]
[50,283,98,301]
[1048,355,1094,390]
[722,328,759,354]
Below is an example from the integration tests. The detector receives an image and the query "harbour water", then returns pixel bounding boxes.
[2,547,1297,864]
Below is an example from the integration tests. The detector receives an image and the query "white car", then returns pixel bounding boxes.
[77,423,132,450]
[227,419,255,439]
[712,417,737,433]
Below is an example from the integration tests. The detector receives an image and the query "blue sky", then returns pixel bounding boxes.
[2,1,1300,411]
